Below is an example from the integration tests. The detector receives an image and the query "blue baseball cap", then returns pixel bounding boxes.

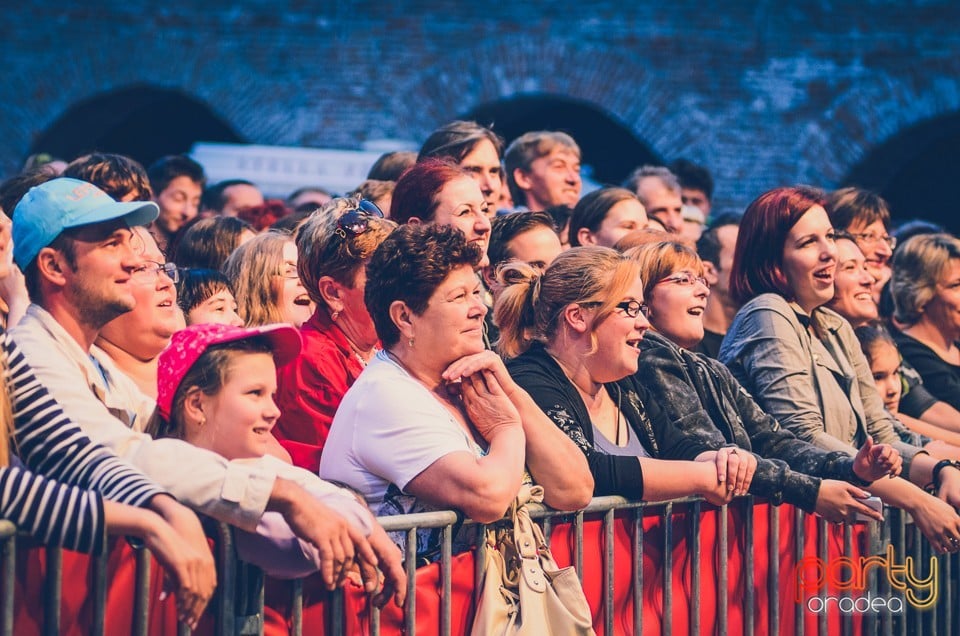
[12,178,159,267]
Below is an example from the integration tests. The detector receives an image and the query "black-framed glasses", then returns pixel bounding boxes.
[335,199,385,239]
[659,272,709,288]
[851,232,897,250]
[615,300,650,318]
[580,300,650,319]
[131,261,180,284]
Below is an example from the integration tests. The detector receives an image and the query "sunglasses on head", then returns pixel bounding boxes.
[335,199,385,239]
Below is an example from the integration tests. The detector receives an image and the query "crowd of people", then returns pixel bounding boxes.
[2,118,960,631]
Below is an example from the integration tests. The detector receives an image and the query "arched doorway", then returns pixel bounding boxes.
[30,85,243,169]
[464,94,660,187]
[844,112,960,234]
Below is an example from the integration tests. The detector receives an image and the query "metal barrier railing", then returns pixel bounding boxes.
[1,496,958,635]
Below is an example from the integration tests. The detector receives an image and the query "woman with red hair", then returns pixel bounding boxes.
[720,186,960,553]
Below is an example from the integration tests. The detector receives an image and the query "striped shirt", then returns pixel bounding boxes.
[1,328,165,553]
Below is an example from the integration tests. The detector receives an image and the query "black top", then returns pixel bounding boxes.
[892,329,960,413]
[507,342,716,499]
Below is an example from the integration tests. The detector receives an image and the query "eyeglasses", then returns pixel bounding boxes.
[335,199,385,239]
[851,232,897,250]
[580,300,651,319]
[275,264,300,280]
[615,300,650,318]
[658,272,708,288]
[131,261,179,284]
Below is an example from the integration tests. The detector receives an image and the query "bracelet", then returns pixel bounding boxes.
[932,459,960,492]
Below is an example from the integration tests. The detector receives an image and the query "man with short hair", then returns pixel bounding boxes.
[484,211,562,290]
[504,131,582,212]
[11,178,405,603]
[201,179,264,217]
[147,155,206,251]
[64,153,153,202]
[695,213,741,358]
[623,165,684,234]
[670,158,714,219]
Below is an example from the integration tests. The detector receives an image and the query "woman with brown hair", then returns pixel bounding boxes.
[223,230,314,328]
[274,198,396,470]
[720,185,960,553]
[321,224,590,561]
[496,245,755,503]
[626,238,897,522]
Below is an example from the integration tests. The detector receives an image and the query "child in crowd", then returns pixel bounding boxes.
[148,323,376,584]
[856,323,960,449]
[177,269,244,327]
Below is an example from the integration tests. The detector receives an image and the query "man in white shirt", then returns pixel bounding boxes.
[11,178,404,605]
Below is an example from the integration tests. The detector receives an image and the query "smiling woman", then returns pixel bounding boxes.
[223,230,314,328]
[496,245,758,506]
[624,239,897,522]
[96,227,185,398]
[320,224,528,561]
[720,186,960,552]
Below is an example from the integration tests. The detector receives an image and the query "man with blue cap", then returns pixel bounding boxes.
[11,178,406,608]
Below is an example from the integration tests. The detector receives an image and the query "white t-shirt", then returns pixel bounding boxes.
[320,351,483,560]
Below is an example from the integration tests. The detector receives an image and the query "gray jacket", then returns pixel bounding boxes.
[718,294,920,475]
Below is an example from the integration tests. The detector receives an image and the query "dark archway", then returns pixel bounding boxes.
[844,111,960,234]
[464,95,660,187]
[30,85,243,169]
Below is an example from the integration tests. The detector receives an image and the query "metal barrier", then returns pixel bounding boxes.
[1,497,958,635]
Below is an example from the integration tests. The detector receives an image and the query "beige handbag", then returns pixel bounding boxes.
[471,485,595,635]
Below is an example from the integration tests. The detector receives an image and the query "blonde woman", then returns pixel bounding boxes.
[223,230,314,327]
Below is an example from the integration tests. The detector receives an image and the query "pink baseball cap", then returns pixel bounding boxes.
[157,323,302,420]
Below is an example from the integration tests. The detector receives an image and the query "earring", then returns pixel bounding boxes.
[199,416,206,427]
[408,337,415,348]
[331,310,340,321]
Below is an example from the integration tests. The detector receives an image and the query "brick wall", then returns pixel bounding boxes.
[4,0,960,216]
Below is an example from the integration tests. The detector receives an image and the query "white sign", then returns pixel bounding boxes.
[190,142,391,198]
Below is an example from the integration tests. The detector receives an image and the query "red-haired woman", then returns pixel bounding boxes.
[719,186,960,553]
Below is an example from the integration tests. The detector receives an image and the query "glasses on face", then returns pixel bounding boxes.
[659,272,708,288]
[131,261,179,284]
[580,300,651,319]
[335,199,385,239]
[275,264,300,280]
[851,232,896,250]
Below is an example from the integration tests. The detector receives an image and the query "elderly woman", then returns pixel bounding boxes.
[719,186,960,553]
[223,230,314,328]
[497,246,755,504]
[321,225,588,560]
[626,239,896,522]
[890,233,960,411]
[274,198,395,471]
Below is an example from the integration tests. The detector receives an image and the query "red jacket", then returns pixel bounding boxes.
[274,309,366,472]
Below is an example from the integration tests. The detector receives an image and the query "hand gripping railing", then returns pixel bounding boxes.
[0,496,958,635]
